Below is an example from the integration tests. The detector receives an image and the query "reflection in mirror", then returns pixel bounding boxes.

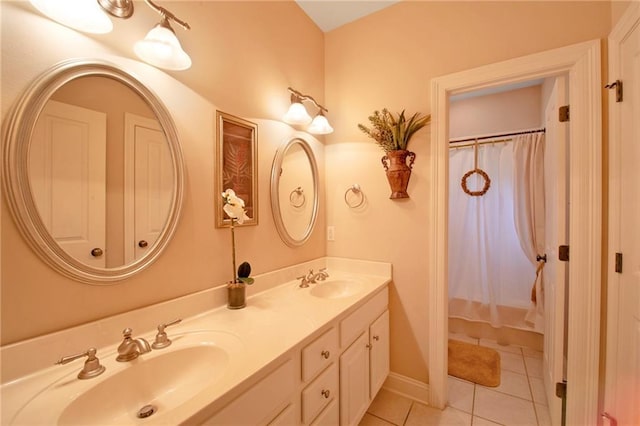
[3,59,184,283]
[270,137,318,247]
[29,76,173,268]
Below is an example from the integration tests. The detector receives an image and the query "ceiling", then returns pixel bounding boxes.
[295,1,400,32]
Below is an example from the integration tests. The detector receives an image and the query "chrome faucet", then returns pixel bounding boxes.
[297,268,329,287]
[313,268,329,282]
[116,328,152,362]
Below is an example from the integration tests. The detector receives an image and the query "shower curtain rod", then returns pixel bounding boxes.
[449,128,546,145]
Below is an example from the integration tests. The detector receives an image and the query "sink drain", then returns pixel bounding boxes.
[137,404,157,419]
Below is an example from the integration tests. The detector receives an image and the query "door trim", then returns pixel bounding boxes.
[428,39,602,426]
[604,1,640,422]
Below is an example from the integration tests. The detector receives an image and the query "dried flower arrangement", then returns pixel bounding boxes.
[357,109,431,152]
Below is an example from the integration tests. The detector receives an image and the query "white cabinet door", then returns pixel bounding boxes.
[369,310,390,399]
[339,332,370,426]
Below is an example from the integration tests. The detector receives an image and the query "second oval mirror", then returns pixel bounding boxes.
[270,137,319,247]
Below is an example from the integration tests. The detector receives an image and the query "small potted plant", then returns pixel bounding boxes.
[358,109,430,199]
[222,189,254,309]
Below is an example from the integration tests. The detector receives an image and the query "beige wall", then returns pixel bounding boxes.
[324,1,611,383]
[0,1,325,344]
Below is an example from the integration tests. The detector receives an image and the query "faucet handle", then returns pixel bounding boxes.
[152,318,182,349]
[122,327,133,339]
[297,274,310,288]
[56,347,106,380]
[317,267,329,280]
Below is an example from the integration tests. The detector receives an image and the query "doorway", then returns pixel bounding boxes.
[428,40,602,426]
[446,78,569,426]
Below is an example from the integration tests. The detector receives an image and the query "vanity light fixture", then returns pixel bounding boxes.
[29,0,117,34]
[283,87,334,134]
[134,0,192,71]
[28,0,192,71]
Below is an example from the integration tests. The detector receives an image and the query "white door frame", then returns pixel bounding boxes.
[605,2,640,424]
[428,39,602,426]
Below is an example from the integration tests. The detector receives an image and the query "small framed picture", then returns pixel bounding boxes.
[215,111,258,227]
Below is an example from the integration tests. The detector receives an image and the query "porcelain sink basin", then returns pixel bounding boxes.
[310,278,365,299]
[11,331,244,425]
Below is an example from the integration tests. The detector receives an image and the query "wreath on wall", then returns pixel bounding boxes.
[460,140,491,197]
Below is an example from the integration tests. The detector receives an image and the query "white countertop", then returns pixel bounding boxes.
[0,257,391,425]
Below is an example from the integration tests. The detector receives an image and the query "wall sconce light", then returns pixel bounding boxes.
[28,0,192,71]
[283,87,334,135]
[134,1,192,71]
[29,0,120,34]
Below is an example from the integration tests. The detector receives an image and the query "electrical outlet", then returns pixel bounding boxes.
[327,226,335,241]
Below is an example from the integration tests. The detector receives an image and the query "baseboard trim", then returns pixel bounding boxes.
[382,372,430,405]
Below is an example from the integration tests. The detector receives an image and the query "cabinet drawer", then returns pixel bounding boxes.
[302,363,338,424]
[302,327,338,381]
[310,398,339,426]
[268,404,297,425]
[340,288,388,348]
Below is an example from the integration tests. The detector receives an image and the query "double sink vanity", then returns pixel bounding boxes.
[0,258,391,425]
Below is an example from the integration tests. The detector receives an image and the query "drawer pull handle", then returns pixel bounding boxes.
[373,335,380,341]
[366,343,372,349]
[321,389,330,399]
[321,350,330,359]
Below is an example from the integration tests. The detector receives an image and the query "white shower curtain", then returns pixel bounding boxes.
[448,138,541,330]
[513,133,546,332]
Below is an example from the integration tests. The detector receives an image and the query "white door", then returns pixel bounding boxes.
[605,4,640,426]
[542,76,569,426]
[124,113,172,263]
[29,100,106,267]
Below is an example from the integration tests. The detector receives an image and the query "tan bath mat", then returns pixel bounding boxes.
[448,339,501,387]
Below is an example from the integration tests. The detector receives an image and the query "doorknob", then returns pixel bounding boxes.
[138,240,148,248]
[91,248,103,257]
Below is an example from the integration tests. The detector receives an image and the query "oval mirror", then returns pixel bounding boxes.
[2,59,185,283]
[270,137,319,247]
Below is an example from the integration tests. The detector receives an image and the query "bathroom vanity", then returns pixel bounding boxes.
[0,257,391,425]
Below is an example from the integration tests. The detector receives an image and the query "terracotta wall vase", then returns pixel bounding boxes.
[381,149,416,199]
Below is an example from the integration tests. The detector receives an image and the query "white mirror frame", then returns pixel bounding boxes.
[2,59,185,284]
[270,137,319,247]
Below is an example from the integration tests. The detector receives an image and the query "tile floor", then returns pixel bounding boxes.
[360,333,551,426]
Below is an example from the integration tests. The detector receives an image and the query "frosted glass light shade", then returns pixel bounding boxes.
[134,23,192,71]
[283,102,312,125]
[307,113,334,134]
[29,0,113,34]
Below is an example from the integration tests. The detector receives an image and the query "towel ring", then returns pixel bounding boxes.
[289,186,305,208]
[344,184,365,208]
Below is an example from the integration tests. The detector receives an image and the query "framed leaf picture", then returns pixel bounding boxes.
[215,111,258,227]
